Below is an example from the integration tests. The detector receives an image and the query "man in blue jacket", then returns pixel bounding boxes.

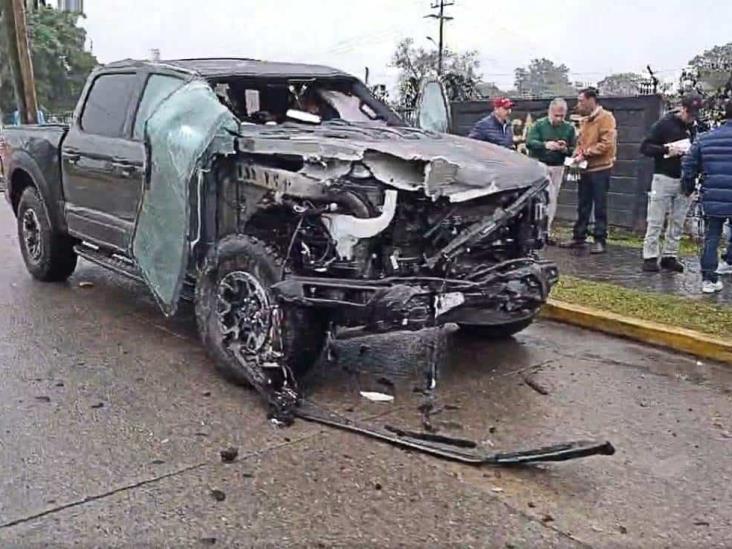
[682,99,732,294]
[468,97,514,148]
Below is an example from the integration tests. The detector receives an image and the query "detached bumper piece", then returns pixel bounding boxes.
[296,400,615,466]
[272,258,558,333]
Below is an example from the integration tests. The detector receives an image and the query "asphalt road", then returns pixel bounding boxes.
[0,202,731,548]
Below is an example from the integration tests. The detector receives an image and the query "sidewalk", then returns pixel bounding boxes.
[541,242,732,363]
[545,244,732,306]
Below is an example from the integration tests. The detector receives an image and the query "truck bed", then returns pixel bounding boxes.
[1,124,69,208]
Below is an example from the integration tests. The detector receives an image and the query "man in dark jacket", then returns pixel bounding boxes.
[468,97,514,148]
[639,94,702,273]
[682,99,732,293]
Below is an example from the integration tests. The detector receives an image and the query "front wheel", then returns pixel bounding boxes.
[194,235,327,387]
[458,318,534,339]
[17,186,77,282]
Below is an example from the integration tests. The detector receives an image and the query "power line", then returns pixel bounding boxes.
[424,0,454,75]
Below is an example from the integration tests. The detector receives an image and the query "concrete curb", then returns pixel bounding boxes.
[540,299,732,365]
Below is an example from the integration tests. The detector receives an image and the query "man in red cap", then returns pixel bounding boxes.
[468,97,515,148]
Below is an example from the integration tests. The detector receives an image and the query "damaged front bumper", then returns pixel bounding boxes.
[273,258,558,333]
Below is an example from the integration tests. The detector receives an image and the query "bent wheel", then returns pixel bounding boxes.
[195,235,327,387]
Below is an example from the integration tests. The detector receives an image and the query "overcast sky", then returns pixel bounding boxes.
[81,0,732,91]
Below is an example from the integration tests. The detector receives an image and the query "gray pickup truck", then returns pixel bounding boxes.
[0,58,557,400]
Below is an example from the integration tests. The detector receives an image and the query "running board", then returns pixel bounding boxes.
[295,400,615,466]
[74,245,144,283]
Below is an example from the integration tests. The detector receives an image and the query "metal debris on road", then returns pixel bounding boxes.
[220,447,239,463]
[210,489,226,502]
[78,281,94,288]
[296,400,616,466]
[523,374,551,395]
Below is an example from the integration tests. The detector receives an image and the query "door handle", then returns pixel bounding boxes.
[63,152,80,165]
[112,162,138,178]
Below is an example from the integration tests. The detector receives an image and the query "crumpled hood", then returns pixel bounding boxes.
[236,121,548,202]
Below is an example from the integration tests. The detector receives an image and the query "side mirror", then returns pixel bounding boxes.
[286,109,322,125]
[416,79,450,133]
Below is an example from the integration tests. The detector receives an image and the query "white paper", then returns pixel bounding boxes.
[664,138,691,158]
[245,89,260,115]
[564,157,588,169]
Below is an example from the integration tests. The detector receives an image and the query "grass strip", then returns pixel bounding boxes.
[551,275,732,338]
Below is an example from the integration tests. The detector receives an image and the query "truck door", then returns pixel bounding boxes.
[61,71,146,251]
[131,80,237,316]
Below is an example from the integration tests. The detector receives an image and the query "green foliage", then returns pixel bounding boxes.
[390,38,482,108]
[679,42,732,126]
[513,58,576,98]
[0,5,98,114]
[475,81,505,98]
[552,275,732,338]
[598,73,644,96]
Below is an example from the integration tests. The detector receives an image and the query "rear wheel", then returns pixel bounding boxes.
[17,186,77,282]
[458,318,534,339]
[195,235,327,387]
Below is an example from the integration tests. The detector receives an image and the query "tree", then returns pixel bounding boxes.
[513,58,576,98]
[391,38,482,108]
[688,42,732,92]
[0,5,98,116]
[679,42,732,126]
[475,81,505,98]
[598,73,644,96]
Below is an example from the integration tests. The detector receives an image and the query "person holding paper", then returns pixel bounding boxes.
[526,98,576,244]
[560,88,617,254]
[639,94,702,273]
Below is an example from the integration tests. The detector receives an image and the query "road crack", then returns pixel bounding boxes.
[0,433,319,530]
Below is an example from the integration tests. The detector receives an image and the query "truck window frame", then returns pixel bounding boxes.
[77,70,143,139]
[131,72,188,142]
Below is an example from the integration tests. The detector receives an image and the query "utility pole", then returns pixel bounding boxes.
[2,0,39,123]
[424,0,454,76]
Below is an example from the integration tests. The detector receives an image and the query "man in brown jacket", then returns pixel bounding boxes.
[561,87,617,253]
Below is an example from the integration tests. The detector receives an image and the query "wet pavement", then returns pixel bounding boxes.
[545,244,732,305]
[1,203,731,547]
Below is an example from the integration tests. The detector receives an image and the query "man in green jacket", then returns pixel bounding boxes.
[526,98,576,243]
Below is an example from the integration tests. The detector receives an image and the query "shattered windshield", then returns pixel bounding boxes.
[210,77,402,126]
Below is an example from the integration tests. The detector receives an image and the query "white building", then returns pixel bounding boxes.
[57,0,83,13]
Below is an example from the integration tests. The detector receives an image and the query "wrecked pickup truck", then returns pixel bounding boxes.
[1,58,558,405]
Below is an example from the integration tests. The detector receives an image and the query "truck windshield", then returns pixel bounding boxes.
[209,77,403,126]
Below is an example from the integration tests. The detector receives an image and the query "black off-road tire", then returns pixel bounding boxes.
[17,186,77,282]
[458,318,534,339]
[194,235,328,387]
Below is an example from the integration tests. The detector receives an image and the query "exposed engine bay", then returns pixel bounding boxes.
[204,110,557,336]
